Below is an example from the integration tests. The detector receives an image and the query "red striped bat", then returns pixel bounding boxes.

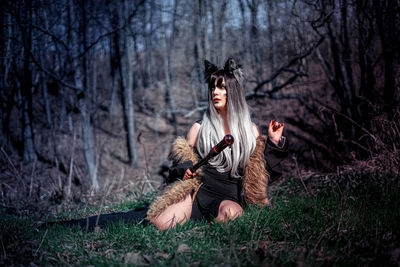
[185,134,234,178]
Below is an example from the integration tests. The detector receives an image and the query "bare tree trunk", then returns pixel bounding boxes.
[71,0,98,190]
[59,86,66,130]
[356,0,376,114]
[190,1,202,107]
[219,0,228,61]
[209,0,217,63]
[18,1,36,162]
[192,0,203,99]
[122,57,138,167]
[161,1,177,134]
[339,0,356,121]
[91,50,97,115]
[315,0,357,143]
[21,88,36,162]
[133,34,144,95]
[200,0,209,63]
[41,74,52,128]
[108,14,119,116]
[115,0,138,166]
[248,0,262,83]
[375,0,399,115]
[143,0,155,89]
[36,4,53,129]
[208,0,228,64]
[1,11,14,141]
[0,6,5,141]
[265,0,276,86]
[237,0,249,69]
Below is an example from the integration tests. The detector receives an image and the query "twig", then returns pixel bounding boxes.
[313,224,334,250]
[184,106,207,117]
[250,208,263,248]
[1,236,6,259]
[271,187,281,207]
[337,191,346,233]
[141,140,155,193]
[322,106,380,144]
[95,173,116,228]
[299,175,310,196]
[34,229,48,257]
[255,208,274,247]
[54,157,62,190]
[227,224,240,267]
[293,154,310,195]
[66,128,76,198]
[29,157,37,197]
[1,147,26,188]
[115,167,125,192]
[249,36,325,93]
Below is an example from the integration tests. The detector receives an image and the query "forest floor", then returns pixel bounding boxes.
[1,152,399,266]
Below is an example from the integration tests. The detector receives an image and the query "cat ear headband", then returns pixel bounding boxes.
[204,58,244,85]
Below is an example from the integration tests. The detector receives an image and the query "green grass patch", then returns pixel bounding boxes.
[1,172,399,266]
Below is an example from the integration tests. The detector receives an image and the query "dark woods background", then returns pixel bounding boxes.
[0,0,399,212]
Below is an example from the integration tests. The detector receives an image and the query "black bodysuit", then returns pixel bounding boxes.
[168,136,288,221]
[190,163,241,220]
[167,119,288,221]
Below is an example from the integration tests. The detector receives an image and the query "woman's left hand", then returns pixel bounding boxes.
[268,120,284,145]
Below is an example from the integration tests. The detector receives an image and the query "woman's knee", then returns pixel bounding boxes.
[151,194,192,230]
[216,201,243,222]
[152,213,179,230]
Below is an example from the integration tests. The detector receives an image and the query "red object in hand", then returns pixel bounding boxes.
[272,120,282,131]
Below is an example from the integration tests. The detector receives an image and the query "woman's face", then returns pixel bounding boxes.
[212,78,227,112]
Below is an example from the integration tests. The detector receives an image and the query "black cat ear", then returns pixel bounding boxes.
[204,60,218,82]
[224,58,243,84]
[224,58,238,73]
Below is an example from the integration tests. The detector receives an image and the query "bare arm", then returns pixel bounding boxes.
[186,122,201,147]
[252,123,260,138]
[182,123,201,180]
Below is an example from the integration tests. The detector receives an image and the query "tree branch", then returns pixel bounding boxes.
[250,36,325,93]
[246,92,329,126]
[78,0,146,59]
[28,50,83,92]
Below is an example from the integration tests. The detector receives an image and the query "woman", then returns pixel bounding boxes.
[147,58,287,230]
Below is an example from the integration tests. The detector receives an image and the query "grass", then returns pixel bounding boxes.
[1,170,399,266]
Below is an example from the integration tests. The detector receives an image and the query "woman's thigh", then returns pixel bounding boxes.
[216,200,243,222]
[151,193,192,230]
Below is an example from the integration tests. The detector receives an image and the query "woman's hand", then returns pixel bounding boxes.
[183,168,194,180]
[268,120,284,145]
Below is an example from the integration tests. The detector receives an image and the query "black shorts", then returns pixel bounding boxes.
[190,164,242,221]
[190,185,240,221]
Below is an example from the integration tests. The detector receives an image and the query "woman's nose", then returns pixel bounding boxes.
[213,87,223,95]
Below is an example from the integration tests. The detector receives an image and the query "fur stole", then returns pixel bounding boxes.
[146,137,202,221]
[243,135,270,205]
[146,136,270,221]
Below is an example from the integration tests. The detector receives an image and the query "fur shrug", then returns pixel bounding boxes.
[146,136,269,221]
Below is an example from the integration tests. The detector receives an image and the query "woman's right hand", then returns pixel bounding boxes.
[183,168,194,180]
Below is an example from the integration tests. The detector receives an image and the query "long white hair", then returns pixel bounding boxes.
[197,66,256,178]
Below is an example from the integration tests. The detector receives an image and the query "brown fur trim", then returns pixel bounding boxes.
[168,137,202,178]
[243,136,270,206]
[146,137,202,221]
[146,179,201,221]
